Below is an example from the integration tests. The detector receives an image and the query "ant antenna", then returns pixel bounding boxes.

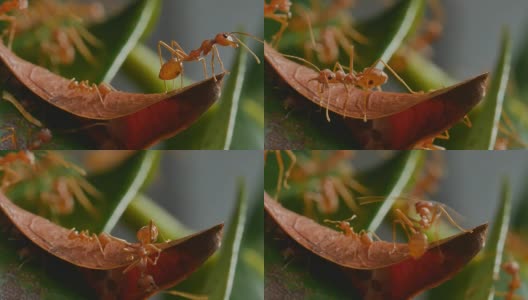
[324,214,357,225]
[281,53,321,72]
[230,32,263,64]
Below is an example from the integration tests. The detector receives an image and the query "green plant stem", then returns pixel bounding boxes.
[122,43,192,94]
[395,48,456,91]
[123,193,191,239]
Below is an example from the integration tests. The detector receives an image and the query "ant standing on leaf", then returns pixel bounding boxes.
[264,0,292,47]
[122,220,163,292]
[390,199,468,258]
[285,13,416,122]
[158,32,262,92]
[0,0,28,48]
[324,215,381,246]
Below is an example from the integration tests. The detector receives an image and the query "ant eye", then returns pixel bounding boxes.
[368,80,374,86]
[223,33,228,38]
[328,76,333,80]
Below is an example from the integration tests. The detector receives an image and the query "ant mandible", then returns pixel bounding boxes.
[158,32,261,92]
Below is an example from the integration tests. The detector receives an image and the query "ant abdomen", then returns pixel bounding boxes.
[408,232,428,258]
[158,59,183,80]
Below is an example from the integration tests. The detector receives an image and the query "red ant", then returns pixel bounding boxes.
[68,78,114,105]
[391,199,468,258]
[0,0,27,48]
[360,196,468,258]
[157,32,261,92]
[324,215,380,246]
[498,260,522,300]
[264,0,292,47]
[122,221,162,292]
[283,14,416,122]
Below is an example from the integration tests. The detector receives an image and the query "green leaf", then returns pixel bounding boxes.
[265,0,426,149]
[231,187,264,300]
[205,180,248,299]
[13,0,161,83]
[440,30,511,150]
[428,179,511,300]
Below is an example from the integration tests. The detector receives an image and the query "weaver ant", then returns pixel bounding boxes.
[392,199,468,258]
[360,196,468,258]
[0,0,28,48]
[122,221,163,292]
[264,0,292,47]
[495,260,522,300]
[68,78,114,105]
[157,32,261,92]
[285,15,416,122]
[324,215,380,246]
[264,150,297,199]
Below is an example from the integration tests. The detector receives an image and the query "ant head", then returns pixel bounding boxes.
[137,221,159,244]
[358,69,388,89]
[415,201,434,213]
[319,69,336,83]
[503,261,520,275]
[215,33,239,48]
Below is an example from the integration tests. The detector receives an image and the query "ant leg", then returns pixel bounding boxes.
[463,115,472,128]
[437,205,468,233]
[122,259,141,274]
[213,45,226,75]
[3,91,43,127]
[283,150,296,189]
[65,178,97,216]
[392,219,411,252]
[274,151,284,199]
[66,28,97,64]
[76,26,103,48]
[92,84,105,106]
[198,57,208,79]
[210,50,216,82]
[91,233,105,255]
[0,127,17,149]
[435,130,450,140]
[267,15,289,48]
[331,177,360,212]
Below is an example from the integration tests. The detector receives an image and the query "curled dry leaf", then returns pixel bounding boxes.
[265,43,488,149]
[264,192,488,299]
[0,191,223,299]
[0,42,225,149]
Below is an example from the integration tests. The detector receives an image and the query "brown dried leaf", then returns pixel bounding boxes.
[0,42,224,149]
[0,191,223,299]
[265,43,487,121]
[264,192,488,299]
[264,192,408,269]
